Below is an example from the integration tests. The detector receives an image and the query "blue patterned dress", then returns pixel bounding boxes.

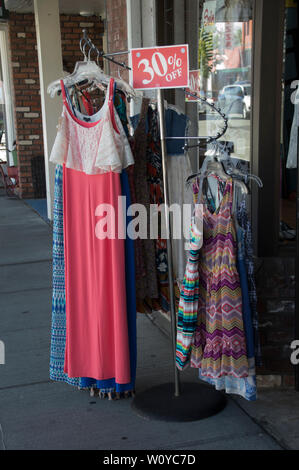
[50,164,79,386]
[237,199,262,366]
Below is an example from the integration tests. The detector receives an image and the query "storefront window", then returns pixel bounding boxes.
[186,0,253,164]
[156,0,286,256]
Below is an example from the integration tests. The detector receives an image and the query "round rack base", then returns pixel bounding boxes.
[131,382,227,422]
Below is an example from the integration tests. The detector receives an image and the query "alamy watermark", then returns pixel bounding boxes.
[290,340,299,366]
[94,198,203,250]
[0,340,5,365]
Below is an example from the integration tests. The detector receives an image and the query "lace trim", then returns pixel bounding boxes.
[50,106,134,174]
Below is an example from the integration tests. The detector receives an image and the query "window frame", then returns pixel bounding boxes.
[155,0,286,257]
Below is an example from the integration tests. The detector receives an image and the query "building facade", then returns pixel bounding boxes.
[0,0,297,389]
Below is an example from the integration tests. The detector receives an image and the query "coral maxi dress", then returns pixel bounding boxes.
[50,78,134,383]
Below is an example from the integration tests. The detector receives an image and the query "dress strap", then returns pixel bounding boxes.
[228,177,234,213]
[106,77,120,135]
[60,79,68,106]
[221,177,233,214]
[107,78,115,103]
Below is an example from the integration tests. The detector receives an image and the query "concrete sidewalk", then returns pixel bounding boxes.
[0,192,283,450]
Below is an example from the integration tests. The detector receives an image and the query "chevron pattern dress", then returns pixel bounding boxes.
[176,177,249,379]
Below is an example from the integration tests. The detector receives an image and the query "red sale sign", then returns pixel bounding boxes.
[185,70,201,102]
[129,45,189,90]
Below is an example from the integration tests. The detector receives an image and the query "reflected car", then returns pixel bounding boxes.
[217,84,251,119]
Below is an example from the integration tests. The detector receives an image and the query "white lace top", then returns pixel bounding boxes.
[49,78,134,174]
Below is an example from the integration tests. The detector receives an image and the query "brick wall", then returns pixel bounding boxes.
[106,0,129,82]
[60,14,104,74]
[9,12,104,198]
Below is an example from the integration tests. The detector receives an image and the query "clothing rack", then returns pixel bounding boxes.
[154,89,229,400]
[183,88,229,142]
[79,31,227,420]
[132,87,226,421]
[81,29,229,139]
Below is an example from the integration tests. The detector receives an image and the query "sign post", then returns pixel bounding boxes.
[156,88,181,398]
[130,45,189,398]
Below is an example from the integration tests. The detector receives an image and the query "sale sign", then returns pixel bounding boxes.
[185,70,201,102]
[202,1,216,31]
[129,45,189,90]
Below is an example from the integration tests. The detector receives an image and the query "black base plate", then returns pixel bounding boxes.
[131,382,227,422]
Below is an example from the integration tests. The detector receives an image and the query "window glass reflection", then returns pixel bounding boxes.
[193,0,253,162]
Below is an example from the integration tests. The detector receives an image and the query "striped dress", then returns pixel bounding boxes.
[176,216,201,369]
[176,177,249,379]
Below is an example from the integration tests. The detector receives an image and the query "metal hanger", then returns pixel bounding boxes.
[187,137,249,198]
[204,141,230,181]
[47,30,141,100]
[163,88,228,150]
[226,165,263,188]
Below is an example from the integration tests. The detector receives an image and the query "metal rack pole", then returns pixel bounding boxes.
[157,88,181,398]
